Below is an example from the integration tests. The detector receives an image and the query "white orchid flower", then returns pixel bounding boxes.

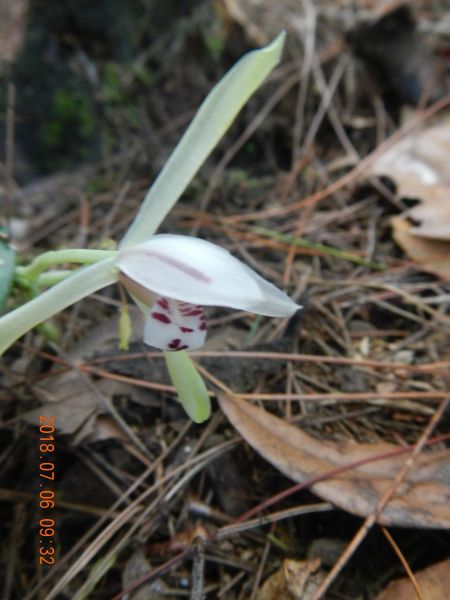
[116,234,300,352]
[0,33,288,423]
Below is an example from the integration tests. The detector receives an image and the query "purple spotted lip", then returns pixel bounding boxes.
[117,234,301,352]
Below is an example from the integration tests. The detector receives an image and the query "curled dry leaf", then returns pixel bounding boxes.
[367,115,450,276]
[370,118,450,214]
[257,558,324,600]
[407,197,450,241]
[374,558,450,600]
[370,117,450,239]
[218,394,450,528]
[391,217,450,281]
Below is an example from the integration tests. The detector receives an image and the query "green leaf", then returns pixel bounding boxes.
[118,305,132,350]
[0,235,15,314]
[164,351,211,423]
[120,32,286,248]
[0,259,117,355]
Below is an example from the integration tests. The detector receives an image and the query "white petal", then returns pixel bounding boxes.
[143,296,207,351]
[117,234,300,317]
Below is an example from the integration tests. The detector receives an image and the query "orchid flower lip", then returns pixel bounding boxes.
[117,234,301,352]
[144,296,207,352]
[116,234,301,318]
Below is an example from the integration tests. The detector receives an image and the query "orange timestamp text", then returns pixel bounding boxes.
[38,416,56,566]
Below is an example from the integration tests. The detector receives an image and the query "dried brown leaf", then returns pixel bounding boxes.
[371,119,450,201]
[391,217,450,281]
[22,391,103,437]
[22,311,147,443]
[218,394,450,528]
[408,196,450,240]
[374,558,450,600]
[369,117,450,240]
[79,414,129,445]
[257,558,324,600]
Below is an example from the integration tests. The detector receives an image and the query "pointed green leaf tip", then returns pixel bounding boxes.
[121,31,286,248]
[164,351,211,423]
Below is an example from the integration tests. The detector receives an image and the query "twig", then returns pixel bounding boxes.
[310,396,450,599]
[111,431,450,600]
[222,93,450,223]
[381,527,423,600]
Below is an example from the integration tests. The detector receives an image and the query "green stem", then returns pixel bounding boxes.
[14,270,75,290]
[164,351,211,423]
[0,259,117,355]
[36,270,76,287]
[17,249,117,282]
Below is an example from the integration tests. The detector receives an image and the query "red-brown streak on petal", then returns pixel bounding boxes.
[151,312,172,324]
[168,338,181,349]
[157,298,170,310]
[180,326,194,333]
[184,309,203,316]
[178,345,188,351]
[130,250,211,283]
[199,322,207,330]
